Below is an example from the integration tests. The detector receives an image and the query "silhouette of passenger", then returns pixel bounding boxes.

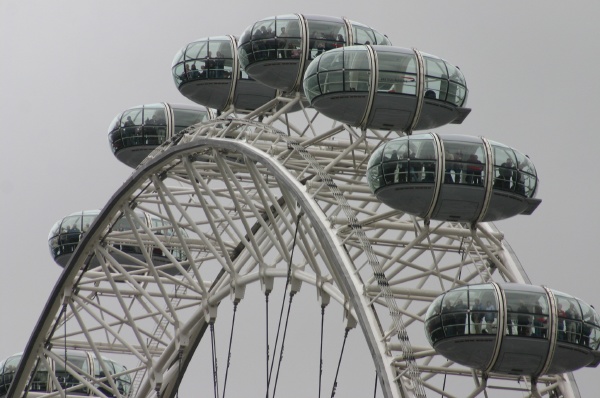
[466,154,483,185]
[384,150,399,184]
[191,64,201,79]
[517,300,532,336]
[471,298,484,334]
[497,157,516,190]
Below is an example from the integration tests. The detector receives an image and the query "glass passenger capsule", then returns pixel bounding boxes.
[425,283,600,377]
[304,45,471,131]
[48,210,187,274]
[238,14,391,92]
[108,103,211,168]
[172,35,278,112]
[0,350,132,397]
[367,133,541,222]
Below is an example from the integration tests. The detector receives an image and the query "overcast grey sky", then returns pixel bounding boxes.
[1,0,599,396]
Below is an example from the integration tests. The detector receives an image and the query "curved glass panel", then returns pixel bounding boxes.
[441,287,469,337]
[442,136,485,186]
[367,145,385,192]
[504,288,549,338]
[577,299,600,349]
[173,108,208,134]
[409,134,438,183]
[424,55,448,103]
[373,30,391,46]
[55,351,88,393]
[306,46,467,115]
[48,210,100,258]
[514,151,537,197]
[304,47,372,102]
[49,210,188,263]
[555,292,584,344]
[367,135,440,191]
[425,295,444,344]
[0,355,20,395]
[489,141,538,198]
[344,49,370,92]
[350,21,391,45]
[447,62,467,85]
[109,104,207,157]
[108,104,167,153]
[490,141,518,192]
[0,352,130,396]
[239,16,301,67]
[172,37,234,87]
[468,284,498,335]
[377,50,417,94]
[306,19,346,59]
[142,105,167,146]
[421,52,467,106]
[111,361,132,396]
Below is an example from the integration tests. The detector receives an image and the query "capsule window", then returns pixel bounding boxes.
[373,30,391,45]
[442,140,485,186]
[378,51,417,95]
[306,20,346,59]
[173,109,208,134]
[185,41,208,60]
[555,294,584,344]
[441,289,469,337]
[577,299,600,349]
[344,70,370,92]
[304,74,321,99]
[505,290,549,338]
[446,81,467,106]
[353,25,376,45]
[367,145,386,191]
[490,144,518,191]
[55,352,88,391]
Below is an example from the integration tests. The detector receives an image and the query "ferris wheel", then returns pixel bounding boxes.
[3,13,598,398]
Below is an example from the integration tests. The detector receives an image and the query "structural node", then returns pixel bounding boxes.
[425,283,600,376]
[304,45,470,131]
[48,210,187,272]
[367,133,541,222]
[0,350,131,397]
[238,14,391,92]
[172,35,278,112]
[108,102,210,168]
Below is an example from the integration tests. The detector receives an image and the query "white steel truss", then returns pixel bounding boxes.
[8,97,580,398]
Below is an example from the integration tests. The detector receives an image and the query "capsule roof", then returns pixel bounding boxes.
[172,36,278,112]
[108,102,210,168]
[48,210,187,273]
[304,45,470,131]
[238,14,391,92]
[425,283,600,376]
[367,133,541,223]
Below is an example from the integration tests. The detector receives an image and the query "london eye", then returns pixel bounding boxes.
[2,11,598,398]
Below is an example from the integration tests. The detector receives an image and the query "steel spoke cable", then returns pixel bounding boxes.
[266,213,302,397]
[271,292,295,398]
[222,301,239,398]
[210,120,427,396]
[64,303,68,394]
[373,371,378,398]
[330,328,350,398]
[265,292,271,396]
[210,322,220,398]
[318,305,325,398]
